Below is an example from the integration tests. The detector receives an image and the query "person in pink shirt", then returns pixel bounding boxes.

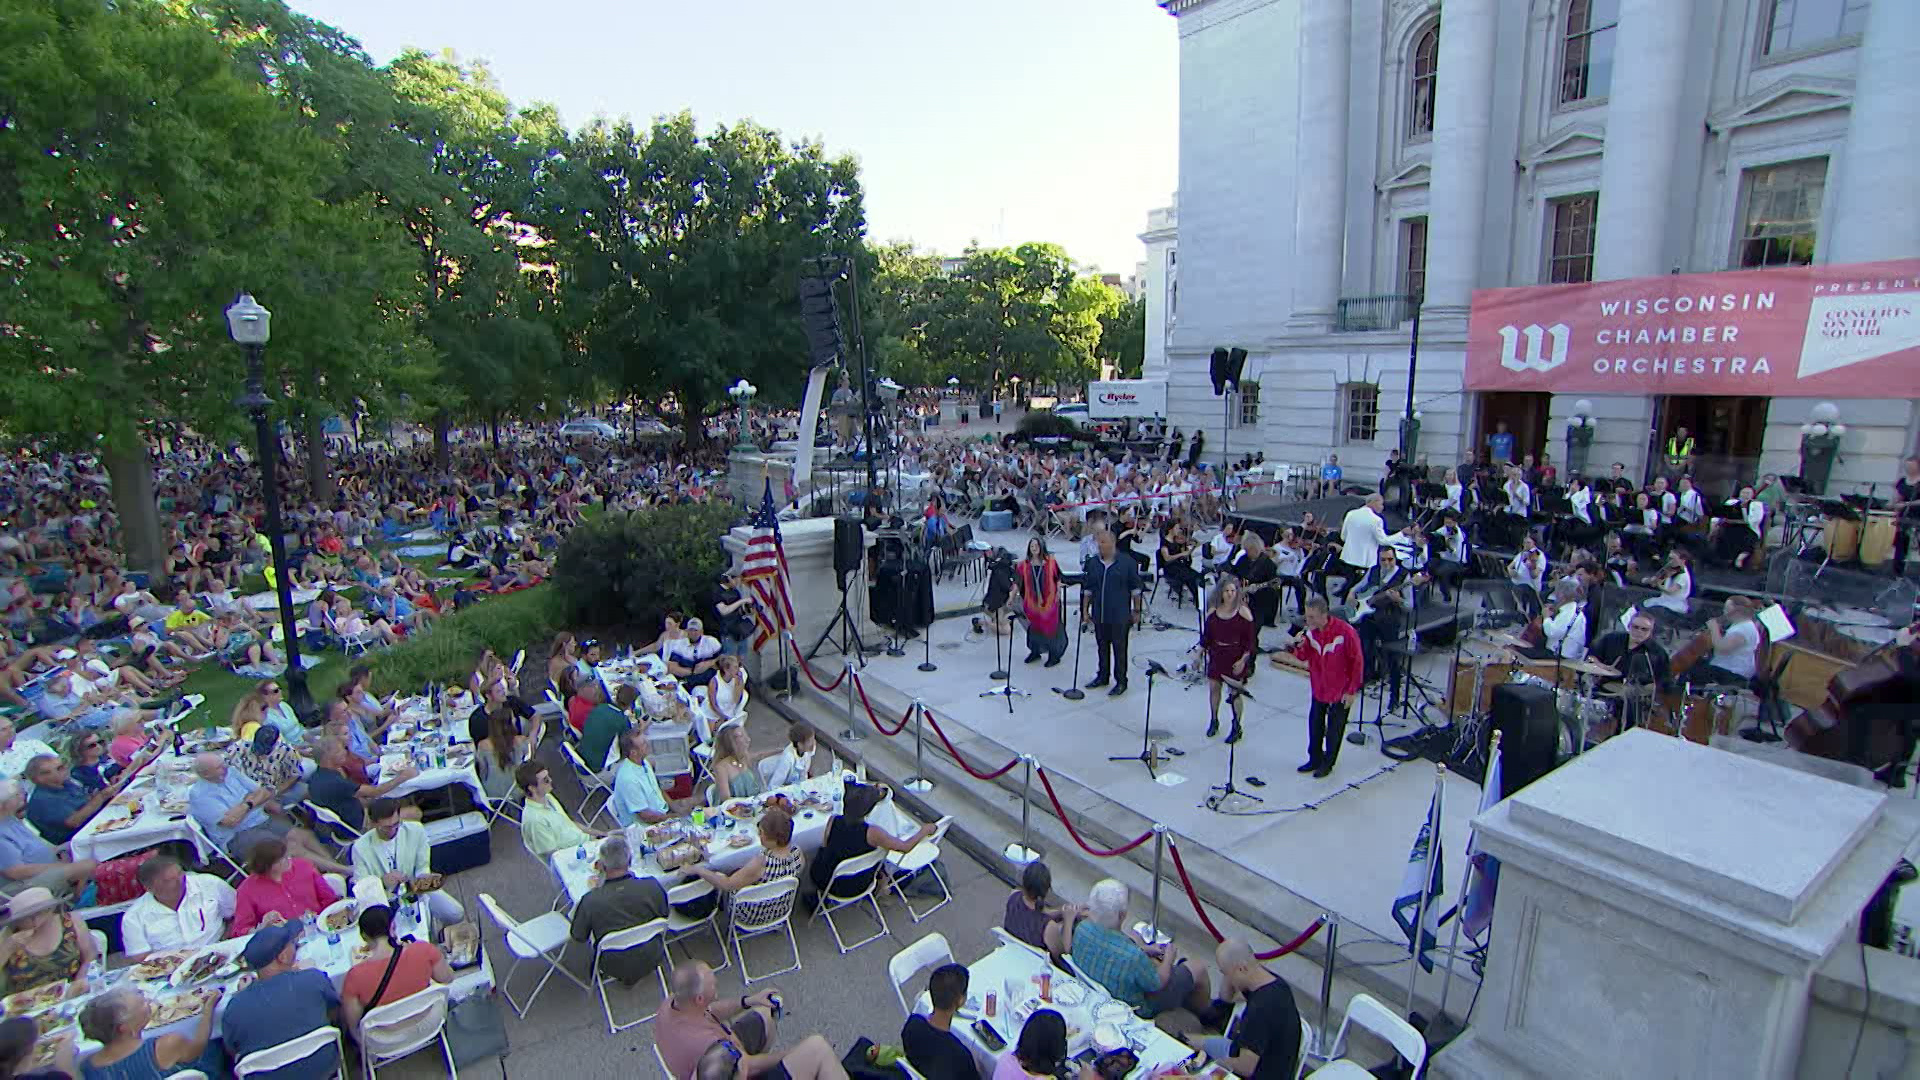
[230,837,338,936]
[106,713,151,770]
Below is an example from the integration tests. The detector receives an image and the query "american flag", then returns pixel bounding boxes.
[742,478,796,651]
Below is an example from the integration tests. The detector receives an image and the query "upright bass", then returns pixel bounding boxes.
[1787,627,1919,773]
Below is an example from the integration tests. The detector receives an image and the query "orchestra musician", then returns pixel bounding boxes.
[1574,561,1607,647]
[1499,465,1533,548]
[1208,520,1244,575]
[1710,484,1767,569]
[1345,545,1413,687]
[1892,456,1920,579]
[1674,475,1706,533]
[1644,549,1693,615]
[1650,476,1678,521]
[1429,511,1468,603]
[1602,531,1633,586]
[1588,609,1672,731]
[1624,491,1664,561]
[1693,596,1764,689]
[1520,578,1587,662]
[1157,522,1203,608]
[1274,527,1312,621]
[1229,532,1281,631]
[1200,578,1257,744]
[1507,534,1548,611]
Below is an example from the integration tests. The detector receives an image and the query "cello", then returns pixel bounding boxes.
[1787,628,1918,774]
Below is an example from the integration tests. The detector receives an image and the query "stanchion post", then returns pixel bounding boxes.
[778,632,792,701]
[1316,913,1339,1061]
[841,659,865,742]
[903,701,933,793]
[1004,755,1038,864]
[1146,825,1168,944]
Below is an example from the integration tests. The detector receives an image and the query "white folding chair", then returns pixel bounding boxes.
[1298,1014,1318,1075]
[888,931,954,1019]
[302,800,364,849]
[727,877,801,984]
[1063,953,1113,1007]
[323,873,348,901]
[990,925,1050,963]
[234,1026,345,1078]
[653,1043,675,1080]
[664,878,728,971]
[808,848,890,954]
[885,816,955,922]
[560,741,616,826]
[477,891,592,1017]
[358,984,456,1080]
[1302,992,1425,1079]
[592,917,670,1032]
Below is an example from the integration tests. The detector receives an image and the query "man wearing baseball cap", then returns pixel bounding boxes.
[219,921,341,1077]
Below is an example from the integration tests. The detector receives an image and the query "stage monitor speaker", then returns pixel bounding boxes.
[1488,682,1560,795]
[832,518,864,583]
[1226,347,1248,390]
[1209,347,1230,395]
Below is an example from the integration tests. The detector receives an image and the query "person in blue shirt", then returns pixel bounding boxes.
[1487,421,1516,464]
[610,727,677,826]
[220,923,341,1079]
[24,752,142,845]
[1316,455,1343,498]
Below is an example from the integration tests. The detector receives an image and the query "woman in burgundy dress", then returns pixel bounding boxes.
[1016,537,1068,665]
[1202,577,1257,743]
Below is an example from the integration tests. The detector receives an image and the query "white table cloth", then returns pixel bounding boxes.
[923,943,1199,1080]
[369,699,490,807]
[68,766,215,866]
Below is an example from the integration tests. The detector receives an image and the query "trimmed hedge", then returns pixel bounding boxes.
[551,502,743,635]
[364,586,564,696]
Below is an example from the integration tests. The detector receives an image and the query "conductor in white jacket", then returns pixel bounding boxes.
[1335,494,1395,602]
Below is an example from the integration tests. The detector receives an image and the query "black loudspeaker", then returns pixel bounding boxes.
[1209,347,1230,395]
[832,518,864,584]
[1225,347,1248,390]
[798,277,846,367]
[1488,682,1560,795]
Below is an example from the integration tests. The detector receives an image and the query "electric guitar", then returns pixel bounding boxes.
[1349,570,1430,622]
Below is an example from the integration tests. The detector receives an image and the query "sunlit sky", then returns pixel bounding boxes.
[290,0,1179,276]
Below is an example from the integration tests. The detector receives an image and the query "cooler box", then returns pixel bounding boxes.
[981,509,1014,531]
[426,811,493,876]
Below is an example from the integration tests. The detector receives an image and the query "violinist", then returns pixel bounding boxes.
[1507,534,1548,610]
[1208,521,1244,574]
[1644,549,1693,614]
[1710,484,1767,569]
[1159,521,1202,607]
[1499,466,1533,548]
[1274,527,1311,620]
[1602,531,1633,586]
[1675,476,1707,531]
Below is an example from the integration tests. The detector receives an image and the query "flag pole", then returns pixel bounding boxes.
[1405,762,1446,1019]
[1438,732,1497,1018]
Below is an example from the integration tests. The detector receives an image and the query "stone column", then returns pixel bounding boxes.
[1824,0,1920,264]
[1287,0,1351,329]
[1591,0,1693,281]
[1431,731,1919,1080]
[1422,0,1499,318]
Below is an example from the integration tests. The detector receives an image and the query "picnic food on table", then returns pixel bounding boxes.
[131,949,197,982]
[148,986,219,1028]
[323,906,357,932]
[4,982,68,1016]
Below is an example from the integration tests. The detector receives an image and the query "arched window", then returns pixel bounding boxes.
[1559,0,1619,106]
[1408,24,1439,142]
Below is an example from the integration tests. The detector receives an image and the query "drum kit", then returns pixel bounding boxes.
[1447,630,1628,762]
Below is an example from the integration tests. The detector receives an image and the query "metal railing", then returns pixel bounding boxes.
[1333,293,1418,332]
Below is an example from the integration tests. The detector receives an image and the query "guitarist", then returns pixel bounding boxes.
[1228,532,1281,632]
[1346,546,1413,685]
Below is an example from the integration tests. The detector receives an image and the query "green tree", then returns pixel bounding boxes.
[917,243,1116,390]
[0,0,364,570]
[864,242,941,387]
[538,113,864,439]
[1097,295,1147,379]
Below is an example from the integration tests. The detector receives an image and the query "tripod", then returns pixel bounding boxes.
[1109,661,1171,778]
[1204,675,1262,811]
[980,608,1029,711]
[806,575,874,665]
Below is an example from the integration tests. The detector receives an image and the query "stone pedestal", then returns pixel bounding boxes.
[721,517,880,672]
[1434,730,1916,1080]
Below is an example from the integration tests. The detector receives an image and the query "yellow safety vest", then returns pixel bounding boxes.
[1665,436,1694,464]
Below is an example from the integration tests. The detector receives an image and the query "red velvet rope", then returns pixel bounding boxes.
[786,640,850,693]
[1168,839,1325,960]
[919,710,1023,780]
[1035,768,1154,857]
[850,673,914,736]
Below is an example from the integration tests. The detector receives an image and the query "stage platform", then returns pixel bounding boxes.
[846,576,1483,949]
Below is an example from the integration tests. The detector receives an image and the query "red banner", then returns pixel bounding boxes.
[1465,259,1920,397]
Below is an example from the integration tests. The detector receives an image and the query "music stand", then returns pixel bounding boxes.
[1109,659,1172,778]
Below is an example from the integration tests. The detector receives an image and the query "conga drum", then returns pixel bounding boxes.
[1823,516,1861,561]
[1860,511,1897,567]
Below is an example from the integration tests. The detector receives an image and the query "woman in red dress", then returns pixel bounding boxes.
[1015,538,1067,666]
[1202,577,1257,743]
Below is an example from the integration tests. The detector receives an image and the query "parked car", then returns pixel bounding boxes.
[558,418,618,439]
[1052,403,1092,429]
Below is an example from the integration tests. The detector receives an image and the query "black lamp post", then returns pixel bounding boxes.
[225,293,316,722]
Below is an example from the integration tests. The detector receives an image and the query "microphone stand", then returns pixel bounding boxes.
[1204,672,1262,811]
[918,613,937,672]
[1054,580,1086,700]
[1108,660,1169,778]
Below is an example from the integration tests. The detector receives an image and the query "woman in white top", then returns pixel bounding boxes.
[1675,476,1706,528]
[1507,535,1548,600]
[1645,551,1693,614]
[1699,597,1763,684]
[708,654,748,721]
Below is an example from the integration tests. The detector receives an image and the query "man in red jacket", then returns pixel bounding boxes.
[1278,598,1364,778]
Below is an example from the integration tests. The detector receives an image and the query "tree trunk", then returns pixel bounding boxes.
[490,411,500,451]
[304,412,335,506]
[433,411,451,472]
[103,427,165,576]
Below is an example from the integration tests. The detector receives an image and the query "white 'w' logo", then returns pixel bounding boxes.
[1496,323,1572,373]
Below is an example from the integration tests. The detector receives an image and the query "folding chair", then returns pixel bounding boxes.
[885,816,955,923]
[358,985,456,1080]
[560,741,616,827]
[664,878,728,971]
[727,877,801,984]
[888,931,954,1019]
[235,1026,345,1078]
[301,800,364,851]
[477,892,592,1018]
[592,917,670,1032]
[1301,992,1425,1079]
[809,848,891,954]
[323,611,377,657]
[1063,953,1114,1007]
[653,1043,675,1080]
[990,925,1050,963]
